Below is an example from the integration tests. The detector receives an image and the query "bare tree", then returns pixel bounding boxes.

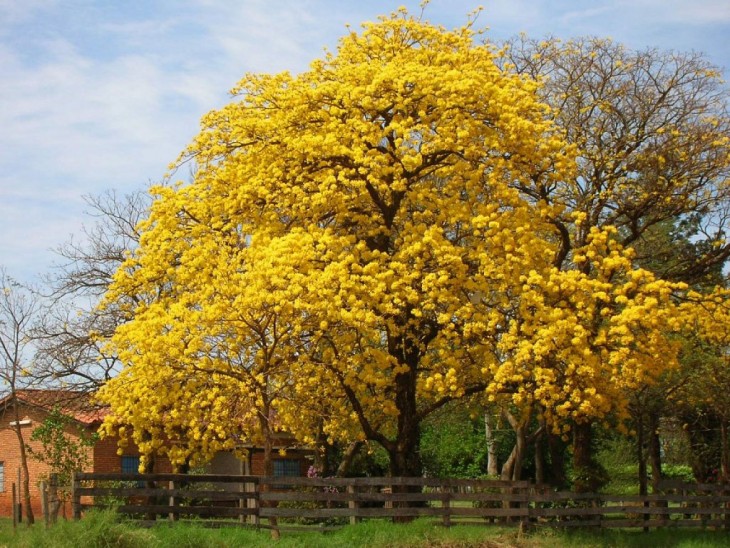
[503,36,730,282]
[0,268,39,524]
[33,190,150,391]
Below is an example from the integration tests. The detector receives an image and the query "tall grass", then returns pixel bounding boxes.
[1,512,729,547]
[0,510,157,548]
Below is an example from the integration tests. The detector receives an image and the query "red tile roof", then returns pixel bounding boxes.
[0,389,107,424]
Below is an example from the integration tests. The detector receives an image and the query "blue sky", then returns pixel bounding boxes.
[1,0,729,284]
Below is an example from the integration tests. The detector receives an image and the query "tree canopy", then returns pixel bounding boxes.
[97,9,730,479]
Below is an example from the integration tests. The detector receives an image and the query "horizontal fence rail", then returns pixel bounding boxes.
[71,473,730,532]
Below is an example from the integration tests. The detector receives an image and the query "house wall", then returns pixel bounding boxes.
[92,435,172,474]
[0,402,95,519]
[207,448,312,477]
[0,400,310,519]
[0,402,171,519]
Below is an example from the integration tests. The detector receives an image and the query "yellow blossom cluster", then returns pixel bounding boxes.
[488,225,688,432]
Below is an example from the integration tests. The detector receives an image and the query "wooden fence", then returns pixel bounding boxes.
[71,473,730,532]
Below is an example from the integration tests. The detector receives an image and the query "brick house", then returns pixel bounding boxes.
[0,389,311,518]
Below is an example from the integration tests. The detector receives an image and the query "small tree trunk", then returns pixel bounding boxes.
[534,428,545,485]
[11,398,34,525]
[720,421,730,483]
[485,412,499,476]
[500,442,517,481]
[499,408,528,481]
[141,448,156,522]
[637,412,648,497]
[647,411,663,490]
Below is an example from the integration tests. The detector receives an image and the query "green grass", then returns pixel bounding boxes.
[1,511,730,547]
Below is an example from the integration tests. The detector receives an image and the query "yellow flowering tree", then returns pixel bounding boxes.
[478,222,690,487]
[97,9,573,477]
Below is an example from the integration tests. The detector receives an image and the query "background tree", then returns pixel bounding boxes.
[0,268,39,524]
[500,35,730,488]
[33,190,150,392]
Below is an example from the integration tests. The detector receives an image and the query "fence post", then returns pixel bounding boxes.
[248,478,260,527]
[16,468,22,523]
[168,480,177,522]
[49,473,59,525]
[238,478,245,524]
[520,484,529,530]
[40,480,49,528]
[442,486,451,528]
[71,472,81,520]
[347,484,360,525]
[12,483,17,532]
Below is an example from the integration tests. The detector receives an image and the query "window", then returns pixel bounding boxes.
[0,461,4,492]
[121,456,143,487]
[273,459,300,477]
[121,455,140,474]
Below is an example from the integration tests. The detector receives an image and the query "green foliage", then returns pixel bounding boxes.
[26,406,98,492]
[595,432,661,495]
[420,403,509,479]
[344,444,390,477]
[663,464,695,483]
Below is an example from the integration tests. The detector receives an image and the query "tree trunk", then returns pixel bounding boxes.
[484,412,499,476]
[721,421,730,482]
[534,428,545,485]
[313,422,333,477]
[637,412,648,497]
[547,431,567,488]
[500,434,526,481]
[647,410,663,490]
[572,421,605,492]
[573,422,592,471]
[388,337,423,478]
[139,437,157,522]
[260,409,279,539]
[336,441,363,477]
[11,397,34,525]
[499,408,527,481]
[387,427,422,478]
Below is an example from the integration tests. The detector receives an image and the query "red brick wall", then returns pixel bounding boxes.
[0,403,171,518]
[0,401,308,518]
[92,436,171,474]
[0,403,95,519]
[92,435,121,473]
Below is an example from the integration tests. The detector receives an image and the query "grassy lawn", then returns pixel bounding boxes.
[1,512,730,547]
